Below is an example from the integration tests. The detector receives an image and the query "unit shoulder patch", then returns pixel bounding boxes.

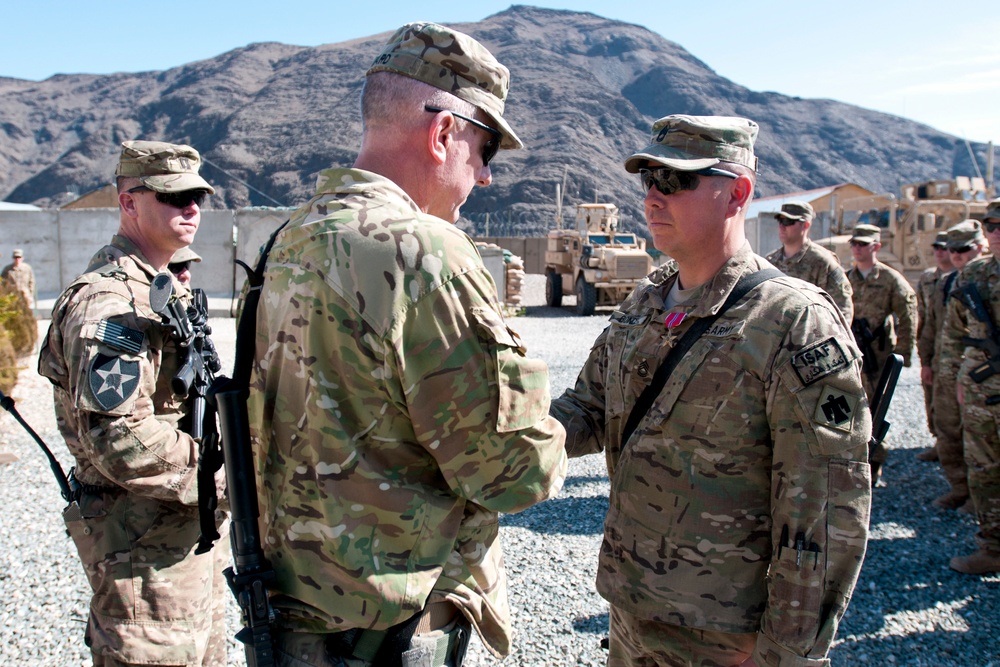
[791,337,849,386]
[89,353,140,411]
[813,385,860,432]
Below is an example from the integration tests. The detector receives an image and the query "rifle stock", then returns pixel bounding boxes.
[869,353,903,454]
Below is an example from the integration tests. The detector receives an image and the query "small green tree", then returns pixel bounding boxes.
[0,282,38,395]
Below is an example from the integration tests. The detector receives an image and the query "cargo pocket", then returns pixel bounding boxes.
[472,307,549,433]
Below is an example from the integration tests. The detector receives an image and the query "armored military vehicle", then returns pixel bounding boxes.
[816,176,993,286]
[544,203,653,315]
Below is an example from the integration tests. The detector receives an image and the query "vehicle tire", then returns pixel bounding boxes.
[545,271,563,307]
[576,276,597,316]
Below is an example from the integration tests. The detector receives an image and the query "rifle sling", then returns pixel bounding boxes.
[620,268,782,447]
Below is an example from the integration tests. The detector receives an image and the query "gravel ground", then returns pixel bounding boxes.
[1,274,998,666]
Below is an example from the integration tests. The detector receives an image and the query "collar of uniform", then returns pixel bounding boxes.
[108,234,160,282]
[313,167,424,218]
[695,243,762,317]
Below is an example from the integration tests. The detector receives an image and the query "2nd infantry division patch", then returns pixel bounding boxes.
[89,353,140,411]
[814,385,860,432]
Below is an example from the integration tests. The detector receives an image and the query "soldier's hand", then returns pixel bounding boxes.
[920,366,933,386]
[957,383,965,407]
[738,657,759,667]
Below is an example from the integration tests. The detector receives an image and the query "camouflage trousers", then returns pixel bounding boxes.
[64,491,231,667]
[607,606,756,667]
[922,381,934,435]
[959,381,1000,552]
[932,373,967,496]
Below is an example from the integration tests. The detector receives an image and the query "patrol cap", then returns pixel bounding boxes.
[11,248,23,258]
[169,246,202,265]
[850,224,881,245]
[775,201,814,222]
[116,140,215,194]
[946,219,985,249]
[984,198,1000,222]
[624,114,759,174]
[932,231,949,249]
[367,22,522,150]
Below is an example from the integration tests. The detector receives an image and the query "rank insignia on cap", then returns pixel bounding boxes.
[814,386,859,432]
[96,320,144,354]
[89,353,140,411]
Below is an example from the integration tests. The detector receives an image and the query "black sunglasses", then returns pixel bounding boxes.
[127,186,208,209]
[168,261,191,274]
[949,244,975,254]
[424,105,501,166]
[984,220,1000,233]
[849,240,875,248]
[777,217,803,227]
[639,166,738,197]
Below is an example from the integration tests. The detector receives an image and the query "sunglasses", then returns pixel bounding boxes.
[777,217,803,227]
[849,240,874,248]
[424,105,501,166]
[984,220,1000,233]
[949,245,974,254]
[127,186,208,209]
[639,166,738,197]
[169,261,191,273]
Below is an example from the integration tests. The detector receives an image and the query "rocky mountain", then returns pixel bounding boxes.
[0,5,994,236]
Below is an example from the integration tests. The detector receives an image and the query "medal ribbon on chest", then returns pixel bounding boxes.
[664,311,687,329]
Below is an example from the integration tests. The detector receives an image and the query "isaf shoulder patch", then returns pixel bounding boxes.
[96,320,145,354]
[89,353,140,411]
[791,337,849,386]
[814,385,860,432]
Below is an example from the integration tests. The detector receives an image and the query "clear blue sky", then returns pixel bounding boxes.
[3,1,999,147]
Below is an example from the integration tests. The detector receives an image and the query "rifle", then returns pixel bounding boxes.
[0,389,76,504]
[955,282,1000,383]
[149,273,224,553]
[208,223,287,667]
[851,317,885,379]
[868,353,903,455]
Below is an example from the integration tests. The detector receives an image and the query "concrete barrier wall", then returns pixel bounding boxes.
[1,208,553,309]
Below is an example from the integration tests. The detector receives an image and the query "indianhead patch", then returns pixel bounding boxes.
[814,385,860,432]
[791,337,849,386]
[89,353,140,411]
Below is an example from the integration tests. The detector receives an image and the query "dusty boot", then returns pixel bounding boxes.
[949,549,1000,575]
[933,488,970,510]
[916,448,939,462]
[959,498,977,515]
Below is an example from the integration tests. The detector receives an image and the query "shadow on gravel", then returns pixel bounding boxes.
[562,474,609,490]
[502,495,609,535]
[572,612,610,637]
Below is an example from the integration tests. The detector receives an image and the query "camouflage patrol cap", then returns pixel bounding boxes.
[849,224,881,245]
[624,114,759,173]
[984,198,1000,222]
[932,231,949,248]
[11,248,23,258]
[775,201,814,222]
[367,22,522,150]
[116,140,215,194]
[169,246,202,264]
[946,219,985,249]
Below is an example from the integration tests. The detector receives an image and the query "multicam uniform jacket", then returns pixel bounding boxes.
[37,234,229,666]
[248,168,568,657]
[847,260,918,368]
[765,238,854,322]
[550,244,872,667]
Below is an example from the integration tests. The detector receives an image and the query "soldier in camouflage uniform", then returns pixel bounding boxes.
[765,200,854,321]
[37,141,229,666]
[847,224,917,479]
[941,202,1000,574]
[168,245,201,287]
[915,230,954,461]
[923,222,986,510]
[550,115,871,667]
[246,23,567,667]
[1,248,36,308]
